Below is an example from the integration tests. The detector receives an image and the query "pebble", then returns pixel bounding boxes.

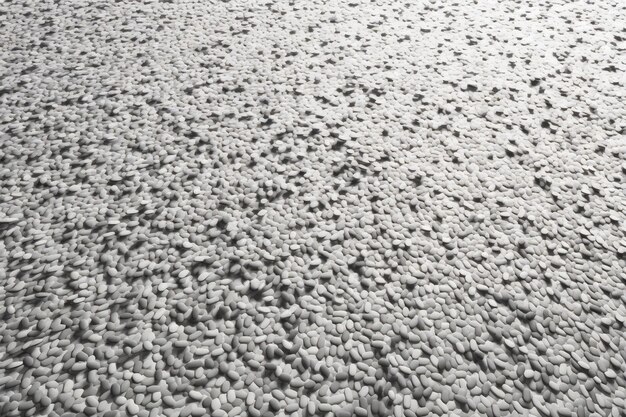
[210,398,221,411]
[126,400,140,416]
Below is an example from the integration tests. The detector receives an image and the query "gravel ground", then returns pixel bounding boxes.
[1,0,626,416]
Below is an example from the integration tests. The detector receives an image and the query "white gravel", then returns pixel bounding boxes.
[1,0,626,417]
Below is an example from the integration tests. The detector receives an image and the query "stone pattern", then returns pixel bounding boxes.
[1,1,625,417]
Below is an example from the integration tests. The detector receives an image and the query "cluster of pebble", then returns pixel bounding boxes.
[1,0,625,416]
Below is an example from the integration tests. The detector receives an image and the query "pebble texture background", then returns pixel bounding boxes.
[1,0,626,416]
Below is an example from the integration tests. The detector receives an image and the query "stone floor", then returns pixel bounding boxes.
[1,1,625,416]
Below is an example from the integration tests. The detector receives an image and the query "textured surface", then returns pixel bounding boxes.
[1,0,626,416]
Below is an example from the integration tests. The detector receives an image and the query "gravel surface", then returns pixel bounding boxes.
[1,1,626,416]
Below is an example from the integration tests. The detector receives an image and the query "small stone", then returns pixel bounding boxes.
[126,401,140,416]
[211,398,221,411]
